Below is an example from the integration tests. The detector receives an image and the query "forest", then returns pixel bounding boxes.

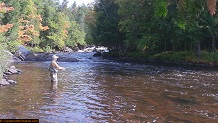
[92,0,218,65]
[1,0,218,77]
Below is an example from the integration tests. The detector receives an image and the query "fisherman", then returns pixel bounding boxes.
[49,55,65,82]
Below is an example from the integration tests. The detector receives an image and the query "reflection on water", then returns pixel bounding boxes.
[0,52,218,122]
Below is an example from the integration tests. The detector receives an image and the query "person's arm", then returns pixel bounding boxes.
[52,61,65,70]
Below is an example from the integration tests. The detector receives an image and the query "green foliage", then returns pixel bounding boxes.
[113,0,218,58]
[42,45,54,53]
[174,20,186,30]
[201,51,214,62]
[46,12,69,49]
[1,0,90,51]
[65,21,86,47]
[137,35,160,52]
[126,51,153,61]
[7,40,21,53]
[201,51,218,63]
[0,43,12,79]
[92,0,125,51]
[213,52,218,63]
[124,51,218,65]
[154,51,197,62]
[26,46,44,53]
[2,0,218,66]
[154,0,168,17]
[116,0,156,51]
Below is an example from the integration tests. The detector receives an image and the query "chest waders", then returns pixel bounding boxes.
[49,62,58,82]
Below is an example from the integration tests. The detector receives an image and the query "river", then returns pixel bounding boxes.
[0,52,218,123]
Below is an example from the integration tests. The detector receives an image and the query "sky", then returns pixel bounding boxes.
[60,0,95,6]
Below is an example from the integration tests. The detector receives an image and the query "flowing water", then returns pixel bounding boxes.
[0,52,218,123]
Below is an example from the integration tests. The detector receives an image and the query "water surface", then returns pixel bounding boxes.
[0,52,218,122]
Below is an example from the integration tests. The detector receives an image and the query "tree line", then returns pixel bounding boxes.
[1,0,218,61]
[0,0,94,52]
[0,0,95,79]
[91,0,218,61]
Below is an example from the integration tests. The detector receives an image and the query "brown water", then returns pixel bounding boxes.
[0,52,218,123]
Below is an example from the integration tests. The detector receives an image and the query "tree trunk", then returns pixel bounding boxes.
[212,35,216,53]
[184,42,187,51]
[197,41,201,59]
[164,41,167,51]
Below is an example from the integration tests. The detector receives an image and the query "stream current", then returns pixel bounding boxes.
[0,52,218,122]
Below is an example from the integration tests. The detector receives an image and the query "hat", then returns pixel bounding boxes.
[52,55,59,59]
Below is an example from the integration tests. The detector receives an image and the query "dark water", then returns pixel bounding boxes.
[0,52,218,123]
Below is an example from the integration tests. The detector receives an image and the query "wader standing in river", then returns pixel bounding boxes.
[49,55,65,83]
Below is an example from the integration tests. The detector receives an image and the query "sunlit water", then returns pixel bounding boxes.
[0,52,218,123]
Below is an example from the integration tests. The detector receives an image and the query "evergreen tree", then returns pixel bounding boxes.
[92,0,125,52]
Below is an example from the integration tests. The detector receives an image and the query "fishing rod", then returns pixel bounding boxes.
[98,0,111,20]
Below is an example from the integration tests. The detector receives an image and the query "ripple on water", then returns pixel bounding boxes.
[1,55,218,122]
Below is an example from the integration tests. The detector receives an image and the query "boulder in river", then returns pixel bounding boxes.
[6,65,21,74]
[93,52,101,57]
[1,65,19,87]
[58,56,79,62]
[14,45,32,61]
[62,46,73,52]
[35,53,51,61]
[7,80,17,84]
[0,79,10,86]
[25,53,37,61]
[20,52,79,62]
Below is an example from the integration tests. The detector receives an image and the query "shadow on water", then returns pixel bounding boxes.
[0,52,218,122]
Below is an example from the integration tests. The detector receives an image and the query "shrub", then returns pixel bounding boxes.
[201,51,214,62]
[0,44,13,79]
[43,45,54,53]
[7,40,21,53]
[27,46,44,53]
[154,51,197,62]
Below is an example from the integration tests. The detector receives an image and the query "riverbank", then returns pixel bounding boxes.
[0,45,103,86]
[1,49,216,86]
[101,51,218,67]
[0,66,21,86]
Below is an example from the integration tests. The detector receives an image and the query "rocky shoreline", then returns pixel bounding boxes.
[0,45,108,87]
[13,46,80,62]
[100,52,218,68]
[0,66,21,86]
[0,46,79,86]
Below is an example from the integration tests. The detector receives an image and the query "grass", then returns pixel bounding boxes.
[106,51,218,66]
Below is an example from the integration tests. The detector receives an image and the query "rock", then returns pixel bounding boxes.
[35,53,79,62]
[7,65,21,74]
[45,54,53,61]
[8,69,19,74]
[72,47,80,52]
[3,50,21,62]
[13,56,22,62]
[17,45,32,56]
[63,47,73,52]
[83,47,95,52]
[25,54,37,61]
[0,79,10,85]
[4,72,12,75]
[3,50,15,62]
[7,80,17,84]
[58,57,79,62]
[20,52,79,62]
[14,45,32,61]
[35,54,51,61]
[93,52,101,57]
[95,46,109,52]
[3,74,8,79]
